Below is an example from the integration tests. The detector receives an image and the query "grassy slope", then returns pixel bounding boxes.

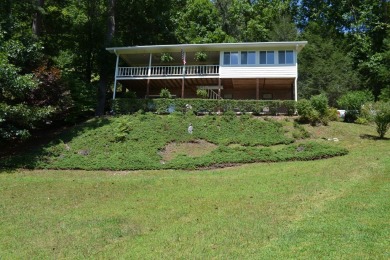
[1,114,347,170]
[0,122,389,258]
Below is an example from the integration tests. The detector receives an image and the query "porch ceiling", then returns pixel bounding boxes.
[120,51,220,66]
[120,78,220,89]
[231,78,295,89]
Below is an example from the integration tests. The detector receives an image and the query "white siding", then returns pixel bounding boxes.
[219,66,296,78]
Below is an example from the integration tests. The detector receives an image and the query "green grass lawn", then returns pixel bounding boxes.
[0,121,389,258]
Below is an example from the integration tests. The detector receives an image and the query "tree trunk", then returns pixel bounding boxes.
[95,0,116,116]
[32,0,44,36]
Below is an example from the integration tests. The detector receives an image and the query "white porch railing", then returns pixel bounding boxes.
[117,65,219,77]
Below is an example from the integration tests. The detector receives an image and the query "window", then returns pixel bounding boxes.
[278,50,294,64]
[241,51,256,64]
[223,52,239,65]
[223,52,230,65]
[231,52,238,64]
[260,51,275,64]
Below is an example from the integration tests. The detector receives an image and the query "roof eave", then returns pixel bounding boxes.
[106,41,308,55]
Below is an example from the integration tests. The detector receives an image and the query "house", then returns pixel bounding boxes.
[106,41,307,101]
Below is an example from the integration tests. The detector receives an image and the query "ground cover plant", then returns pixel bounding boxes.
[0,122,389,258]
[1,113,347,170]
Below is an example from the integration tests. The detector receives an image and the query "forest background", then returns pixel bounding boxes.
[0,0,389,143]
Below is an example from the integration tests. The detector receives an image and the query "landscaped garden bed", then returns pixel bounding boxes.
[1,113,348,170]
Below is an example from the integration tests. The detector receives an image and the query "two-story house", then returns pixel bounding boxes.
[106,41,307,101]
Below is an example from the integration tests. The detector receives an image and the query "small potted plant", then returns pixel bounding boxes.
[196,89,208,99]
[194,51,207,62]
[160,53,174,63]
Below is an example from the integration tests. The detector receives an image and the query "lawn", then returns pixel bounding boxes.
[0,121,389,258]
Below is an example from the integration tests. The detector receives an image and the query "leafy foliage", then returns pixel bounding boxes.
[196,89,208,99]
[112,98,296,116]
[159,88,172,99]
[373,101,390,138]
[297,94,335,126]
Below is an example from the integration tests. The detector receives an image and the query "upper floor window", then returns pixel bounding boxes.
[260,51,275,64]
[241,51,256,64]
[278,50,294,64]
[223,52,239,65]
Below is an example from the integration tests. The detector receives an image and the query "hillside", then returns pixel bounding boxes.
[1,113,348,170]
[0,118,389,258]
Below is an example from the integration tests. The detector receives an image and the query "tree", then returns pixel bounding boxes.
[96,0,116,116]
[298,27,361,106]
[175,0,229,43]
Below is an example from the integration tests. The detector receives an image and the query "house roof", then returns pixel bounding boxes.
[106,41,308,55]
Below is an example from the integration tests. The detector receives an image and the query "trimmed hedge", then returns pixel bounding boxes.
[111,98,297,116]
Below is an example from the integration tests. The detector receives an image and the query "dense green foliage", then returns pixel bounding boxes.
[1,114,347,170]
[337,90,375,111]
[373,101,390,138]
[296,94,335,126]
[1,0,389,144]
[112,98,297,115]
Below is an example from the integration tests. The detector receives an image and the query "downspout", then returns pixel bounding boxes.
[146,53,152,98]
[294,45,298,101]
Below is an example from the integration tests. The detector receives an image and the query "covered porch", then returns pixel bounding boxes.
[115,77,295,100]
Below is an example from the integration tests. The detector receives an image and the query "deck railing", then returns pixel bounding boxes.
[117,65,219,77]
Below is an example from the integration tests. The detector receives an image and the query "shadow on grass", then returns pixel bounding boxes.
[359,134,389,140]
[0,117,112,171]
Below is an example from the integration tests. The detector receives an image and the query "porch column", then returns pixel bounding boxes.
[294,77,298,101]
[218,78,221,99]
[181,51,186,98]
[295,51,298,101]
[256,78,259,100]
[112,53,120,100]
[146,53,152,98]
[181,76,185,98]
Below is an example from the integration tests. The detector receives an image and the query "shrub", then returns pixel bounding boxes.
[337,90,374,112]
[196,89,208,99]
[355,117,369,125]
[111,99,299,116]
[373,101,390,138]
[160,88,172,99]
[297,96,332,126]
[296,99,317,123]
[326,107,339,122]
[310,94,328,117]
[359,102,375,122]
[379,87,390,102]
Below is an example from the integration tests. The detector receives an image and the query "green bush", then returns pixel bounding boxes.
[355,117,369,125]
[326,107,339,122]
[296,99,317,124]
[297,96,332,126]
[310,94,328,117]
[337,90,374,112]
[196,89,208,99]
[379,87,390,102]
[373,101,390,138]
[111,98,298,116]
[160,88,172,98]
